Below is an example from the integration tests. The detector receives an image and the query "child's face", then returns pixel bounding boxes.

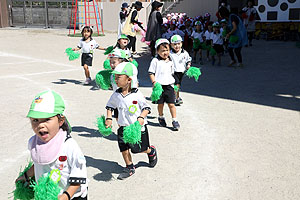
[110,57,122,70]
[118,39,129,48]
[221,23,227,28]
[196,25,202,31]
[30,116,64,143]
[157,44,170,60]
[213,27,220,32]
[171,42,182,53]
[115,74,131,88]
[208,25,213,31]
[83,29,91,39]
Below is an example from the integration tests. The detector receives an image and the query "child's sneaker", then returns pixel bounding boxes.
[84,77,91,85]
[158,117,167,127]
[178,97,183,104]
[117,167,135,180]
[148,146,158,168]
[172,121,180,131]
[175,98,180,106]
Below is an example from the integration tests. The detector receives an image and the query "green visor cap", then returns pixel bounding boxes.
[171,35,183,43]
[27,90,65,118]
[111,62,135,77]
[118,34,130,41]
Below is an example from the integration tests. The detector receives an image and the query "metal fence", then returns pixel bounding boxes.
[8,0,73,28]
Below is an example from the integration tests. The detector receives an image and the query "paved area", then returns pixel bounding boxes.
[1,28,300,200]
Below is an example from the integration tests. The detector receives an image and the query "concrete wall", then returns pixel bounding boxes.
[167,0,219,21]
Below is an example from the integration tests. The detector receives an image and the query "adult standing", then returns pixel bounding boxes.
[218,7,247,67]
[118,2,129,37]
[122,1,144,55]
[242,0,257,46]
[146,1,163,57]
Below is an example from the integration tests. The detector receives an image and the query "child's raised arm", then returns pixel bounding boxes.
[97,46,107,51]
[72,47,80,51]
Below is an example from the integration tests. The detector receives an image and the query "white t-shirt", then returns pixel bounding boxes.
[191,31,204,42]
[77,39,99,54]
[204,30,213,40]
[148,56,175,85]
[211,32,223,45]
[106,89,151,129]
[170,49,192,72]
[28,133,88,198]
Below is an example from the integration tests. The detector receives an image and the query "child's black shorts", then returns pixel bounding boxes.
[213,44,224,54]
[174,72,184,85]
[117,125,150,153]
[81,53,93,66]
[156,85,175,104]
[206,39,212,46]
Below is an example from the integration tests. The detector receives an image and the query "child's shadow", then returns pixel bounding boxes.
[72,126,118,141]
[52,79,99,91]
[85,156,123,182]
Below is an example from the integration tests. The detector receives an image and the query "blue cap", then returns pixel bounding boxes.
[122,2,128,8]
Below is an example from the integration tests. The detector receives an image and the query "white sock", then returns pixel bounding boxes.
[158,115,164,119]
[172,118,177,121]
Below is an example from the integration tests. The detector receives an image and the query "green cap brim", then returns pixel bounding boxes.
[27,110,59,118]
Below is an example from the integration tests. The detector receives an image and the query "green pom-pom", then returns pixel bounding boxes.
[95,69,113,90]
[186,67,201,82]
[174,85,179,92]
[103,59,111,70]
[96,115,112,136]
[210,47,217,56]
[229,35,239,43]
[151,82,164,102]
[123,121,142,145]
[193,38,201,49]
[131,59,139,68]
[222,29,227,37]
[13,161,35,200]
[34,174,62,200]
[104,46,114,55]
[201,43,209,50]
[65,47,80,61]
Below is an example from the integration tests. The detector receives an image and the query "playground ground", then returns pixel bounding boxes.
[0,27,300,200]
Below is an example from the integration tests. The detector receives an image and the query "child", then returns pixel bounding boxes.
[170,35,191,106]
[72,26,106,85]
[220,19,229,53]
[204,21,213,61]
[148,38,180,130]
[105,62,157,180]
[114,34,133,62]
[211,22,224,66]
[15,90,88,200]
[191,21,204,65]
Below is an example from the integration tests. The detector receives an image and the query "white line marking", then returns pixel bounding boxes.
[0,51,77,68]
[0,60,38,65]
[0,68,80,79]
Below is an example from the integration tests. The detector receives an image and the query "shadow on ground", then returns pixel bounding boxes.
[85,155,123,182]
[72,126,118,141]
[52,79,99,91]
[135,40,300,111]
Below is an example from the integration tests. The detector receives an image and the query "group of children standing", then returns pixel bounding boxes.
[14,17,200,198]
[162,12,229,66]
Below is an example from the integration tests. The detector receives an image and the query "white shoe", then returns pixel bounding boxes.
[84,78,91,85]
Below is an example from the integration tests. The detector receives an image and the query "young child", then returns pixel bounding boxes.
[148,38,180,130]
[211,22,224,66]
[114,34,133,62]
[191,21,204,65]
[15,90,88,200]
[204,21,213,61]
[72,26,106,85]
[105,62,157,180]
[170,35,191,106]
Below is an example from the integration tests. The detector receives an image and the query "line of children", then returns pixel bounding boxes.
[72,26,106,85]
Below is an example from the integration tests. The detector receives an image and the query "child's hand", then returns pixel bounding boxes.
[15,175,25,183]
[187,65,191,70]
[137,117,144,126]
[152,81,156,87]
[105,119,112,128]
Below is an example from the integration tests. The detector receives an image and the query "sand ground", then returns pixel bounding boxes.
[0,28,300,200]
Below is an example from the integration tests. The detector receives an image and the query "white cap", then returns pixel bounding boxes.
[155,38,170,49]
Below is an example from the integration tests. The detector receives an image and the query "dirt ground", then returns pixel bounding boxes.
[0,28,300,200]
